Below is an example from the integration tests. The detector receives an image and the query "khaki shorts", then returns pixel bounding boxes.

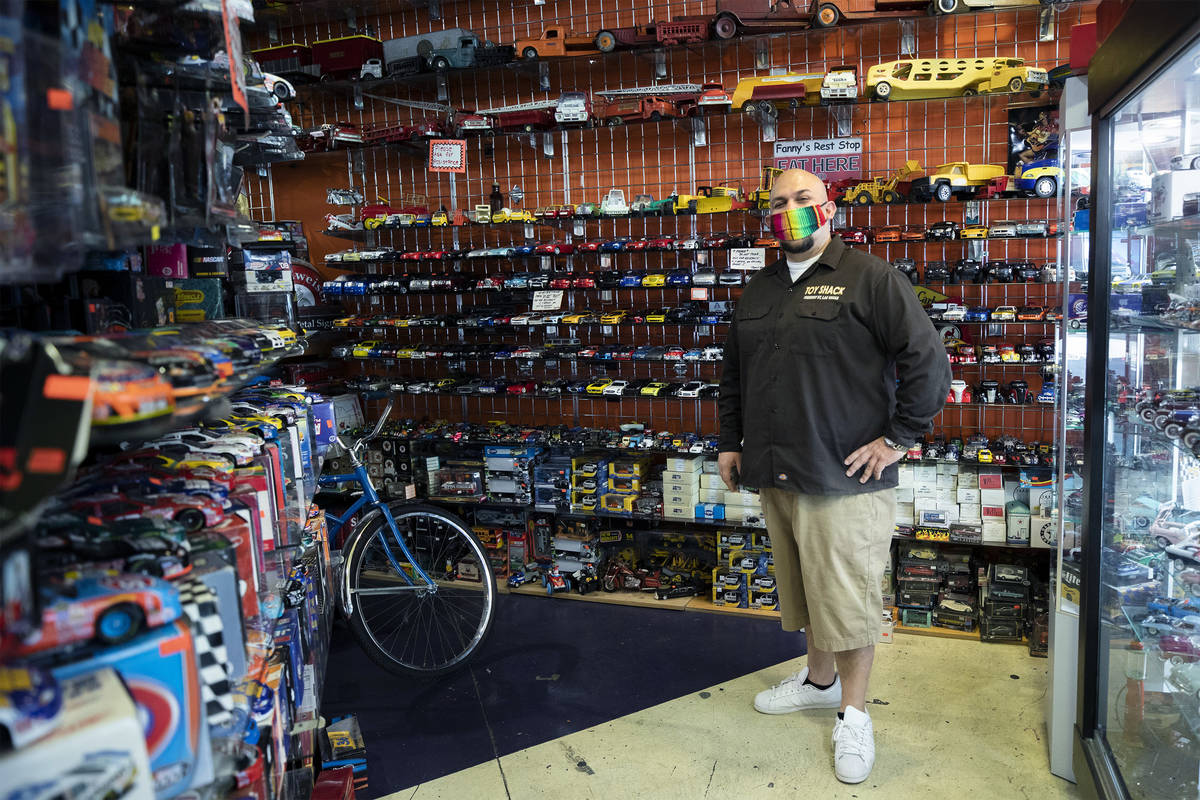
[759,486,896,652]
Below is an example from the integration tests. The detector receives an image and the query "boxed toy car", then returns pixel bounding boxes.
[610,457,651,478]
[606,475,641,494]
[665,456,704,472]
[695,502,725,521]
[713,568,746,590]
[980,615,1024,642]
[663,503,694,520]
[699,473,726,490]
[901,608,932,627]
[599,492,637,515]
[52,620,204,797]
[570,489,600,514]
[932,608,977,631]
[712,585,748,608]
[429,465,485,500]
[751,588,779,610]
[898,589,937,609]
[0,668,155,800]
[749,573,777,592]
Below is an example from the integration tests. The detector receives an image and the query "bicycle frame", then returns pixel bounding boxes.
[319,411,437,598]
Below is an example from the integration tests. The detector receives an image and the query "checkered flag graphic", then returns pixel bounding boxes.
[176,576,235,729]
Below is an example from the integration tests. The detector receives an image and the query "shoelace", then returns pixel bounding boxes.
[834,720,871,760]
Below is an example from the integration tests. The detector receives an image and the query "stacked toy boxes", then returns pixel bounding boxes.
[428,459,485,501]
[711,531,776,609]
[473,527,508,579]
[895,542,942,627]
[932,550,977,631]
[601,457,650,515]
[378,435,423,498]
[570,455,606,513]
[484,445,540,504]
[553,519,601,574]
[981,563,1031,641]
[662,456,703,520]
[897,463,1025,546]
[533,456,572,512]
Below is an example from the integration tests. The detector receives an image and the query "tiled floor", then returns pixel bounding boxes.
[324,595,1079,800]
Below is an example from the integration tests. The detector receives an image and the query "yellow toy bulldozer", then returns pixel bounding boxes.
[751,166,783,209]
[843,160,922,205]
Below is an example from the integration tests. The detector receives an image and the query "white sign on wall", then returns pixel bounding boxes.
[729,248,767,271]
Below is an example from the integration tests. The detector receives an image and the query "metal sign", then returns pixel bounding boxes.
[773,138,863,182]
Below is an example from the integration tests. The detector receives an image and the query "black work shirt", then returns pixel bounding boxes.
[717,236,950,495]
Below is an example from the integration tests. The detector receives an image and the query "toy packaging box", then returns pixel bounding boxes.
[51,619,205,798]
[0,667,155,800]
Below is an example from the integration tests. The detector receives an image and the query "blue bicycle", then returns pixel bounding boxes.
[320,394,496,676]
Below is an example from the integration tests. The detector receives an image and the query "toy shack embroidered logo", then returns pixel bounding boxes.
[804,284,846,301]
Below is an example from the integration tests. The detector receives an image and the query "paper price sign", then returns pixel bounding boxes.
[532,290,564,311]
[729,248,767,271]
[427,139,467,173]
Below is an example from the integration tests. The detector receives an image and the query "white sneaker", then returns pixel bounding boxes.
[753,666,842,714]
[832,706,875,784]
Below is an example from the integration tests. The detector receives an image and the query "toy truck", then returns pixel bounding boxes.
[599,95,679,124]
[820,66,859,102]
[494,106,557,133]
[513,27,600,60]
[751,166,783,209]
[593,20,709,52]
[731,72,828,113]
[311,35,384,81]
[909,162,1008,202]
[808,0,928,28]
[251,44,319,81]
[842,160,922,205]
[690,185,742,214]
[711,0,815,39]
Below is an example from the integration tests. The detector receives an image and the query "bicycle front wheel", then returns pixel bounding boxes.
[343,503,496,676]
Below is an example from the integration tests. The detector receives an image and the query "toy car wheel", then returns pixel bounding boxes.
[96,603,144,645]
[522,47,539,60]
[1190,582,1200,599]
[962,87,978,97]
[1034,176,1057,198]
[814,2,841,26]
[432,56,450,71]
[1156,536,1172,549]
[1166,422,1185,440]
[607,117,624,126]
[1185,431,1200,450]
[934,0,961,12]
[853,192,871,206]
[1008,77,1025,93]
[603,575,618,592]
[935,183,953,202]
[649,111,663,121]
[176,508,207,532]
[713,14,738,39]
[882,190,899,204]
[874,81,892,100]
[595,31,617,52]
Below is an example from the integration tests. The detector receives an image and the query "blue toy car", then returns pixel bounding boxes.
[514,244,538,256]
[618,272,645,288]
[965,307,990,322]
[666,269,692,286]
[600,237,631,252]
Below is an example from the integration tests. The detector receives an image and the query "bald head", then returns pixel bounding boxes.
[768,168,835,258]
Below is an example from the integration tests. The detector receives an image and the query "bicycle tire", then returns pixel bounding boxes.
[343,503,496,676]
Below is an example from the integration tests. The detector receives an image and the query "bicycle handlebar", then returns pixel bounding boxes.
[332,392,400,456]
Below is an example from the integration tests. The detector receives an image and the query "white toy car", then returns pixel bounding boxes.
[360,59,383,79]
[263,73,296,101]
[600,189,629,216]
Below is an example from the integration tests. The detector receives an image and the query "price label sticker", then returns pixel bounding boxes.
[532,290,564,311]
[601,254,612,268]
[599,290,613,301]
[573,220,585,236]
[540,256,552,270]
[524,224,535,239]
[696,251,708,265]
[546,326,558,336]
[730,248,767,271]
[691,288,710,301]
[602,325,613,335]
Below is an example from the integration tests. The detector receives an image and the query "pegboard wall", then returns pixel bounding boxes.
[247,1,1096,440]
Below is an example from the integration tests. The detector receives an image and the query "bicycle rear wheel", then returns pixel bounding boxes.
[343,503,496,676]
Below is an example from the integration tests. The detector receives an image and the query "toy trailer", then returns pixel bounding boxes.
[495,107,557,133]
[809,0,928,28]
[312,35,384,81]
[593,20,709,52]
[251,44,319,81]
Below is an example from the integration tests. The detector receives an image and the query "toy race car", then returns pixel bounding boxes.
[14,574,184,657]
[0,666,63,750]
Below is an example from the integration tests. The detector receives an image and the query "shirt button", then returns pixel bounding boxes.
[774,343,781,349]
[778,472,788,481]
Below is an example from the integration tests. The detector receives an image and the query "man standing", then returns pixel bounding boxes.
[717,169,950,784]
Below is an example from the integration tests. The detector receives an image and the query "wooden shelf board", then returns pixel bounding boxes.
[508,583,692,611]
[685,595,781,619]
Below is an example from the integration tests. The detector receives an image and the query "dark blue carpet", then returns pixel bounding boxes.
[320,594,807,796]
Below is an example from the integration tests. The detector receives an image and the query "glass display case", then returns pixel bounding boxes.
[1077,11,1200,799]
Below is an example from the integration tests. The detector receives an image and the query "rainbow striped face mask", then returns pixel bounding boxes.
[770,204,829,242]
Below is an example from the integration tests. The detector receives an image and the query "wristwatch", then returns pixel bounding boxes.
[883,436,909,453]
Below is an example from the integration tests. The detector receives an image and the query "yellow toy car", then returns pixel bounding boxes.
[960,225,989,239]
[510,209,535,223]
[641,273,667,287]
[601,310,627,324]
[562,310,592,324]
[393,349,416,359]
[977,448,993,464]
[586,378,612,395]
[641,381,669,397]
[867,57,1046,102]
[491,209,510,223]
[351,341,379,358]
[431,211,449,226]
[645,309,669,323]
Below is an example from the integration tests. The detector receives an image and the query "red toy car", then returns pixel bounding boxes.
[1159,633,1200,663]
[577,240,603,252]
[839,227,873,244]
[70,493,223,533]
[625,238,649,251]
[572,277,597,288]
[506,381,537,395]
[549,278,573,289]
[648,236,676,250]
[536,243,575,255]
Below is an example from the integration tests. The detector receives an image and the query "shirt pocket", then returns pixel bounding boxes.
[735,300,774,352]
[789,301,842,355]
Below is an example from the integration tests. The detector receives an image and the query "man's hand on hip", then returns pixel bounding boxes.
[844,437,904,484]
[718,451,742,491]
